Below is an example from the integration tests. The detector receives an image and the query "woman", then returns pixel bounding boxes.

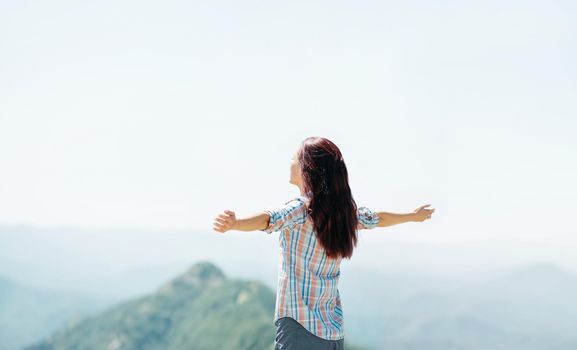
[213,136,435,349]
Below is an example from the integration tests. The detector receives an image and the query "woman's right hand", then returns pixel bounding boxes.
[412,204,435,222]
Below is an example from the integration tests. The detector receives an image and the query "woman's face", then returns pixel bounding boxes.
[289,150,303,189]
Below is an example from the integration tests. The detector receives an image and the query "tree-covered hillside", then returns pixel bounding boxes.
[25,261,367,350]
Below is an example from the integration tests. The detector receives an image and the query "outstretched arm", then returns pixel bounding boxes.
[376,211,415,227]
[213,197,306,234]
[212,210,269,233]
[376,204,435,227]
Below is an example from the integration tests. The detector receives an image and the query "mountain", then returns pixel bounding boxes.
[24,261,368,350]
[24,261,274,350]
[0,275,111,350]
[338,262,577,350]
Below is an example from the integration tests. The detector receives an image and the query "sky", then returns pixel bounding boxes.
[1,0,576,274]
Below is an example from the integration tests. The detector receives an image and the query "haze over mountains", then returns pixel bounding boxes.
[3,260,577,350]
[23,262,278,350]
[2,225,577,349]
[17,262,368,350]
[0,275,110,350]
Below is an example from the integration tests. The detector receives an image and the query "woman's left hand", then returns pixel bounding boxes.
[213,210,237,233]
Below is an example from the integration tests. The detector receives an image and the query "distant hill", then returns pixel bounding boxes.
[23,261,275,350]
[24,261,368,350]
[339,262,577,350]
[9,243,577,350]
[0,275,111,350]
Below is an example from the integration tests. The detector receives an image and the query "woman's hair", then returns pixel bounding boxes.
[297,136,360,260]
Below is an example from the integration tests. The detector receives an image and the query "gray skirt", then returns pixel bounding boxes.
[274,316,345,350]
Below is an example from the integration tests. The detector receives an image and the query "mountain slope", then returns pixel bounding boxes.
[25,261,279,350]
[25,261,370,350]
[0,275,111,350]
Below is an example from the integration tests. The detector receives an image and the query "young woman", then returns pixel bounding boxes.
[213,136,435,350]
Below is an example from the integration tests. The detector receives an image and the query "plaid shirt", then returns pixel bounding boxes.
[260,195,380,340]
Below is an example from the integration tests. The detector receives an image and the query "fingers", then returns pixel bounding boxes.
[213,219,224,227]
[415,204,430,212]
[212,210,235,233]
[215,217,228,225]
[215,213,232,223]
[213,221,230,232]
[419,205,435,212]
[216,213,234,224]
[415,205,435,222]
[214,217,232,227]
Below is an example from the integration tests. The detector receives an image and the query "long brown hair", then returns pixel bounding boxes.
[297,136,359,259]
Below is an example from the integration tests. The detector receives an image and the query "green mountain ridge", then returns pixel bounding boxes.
[24,261,367,350]
[25,261,274,350]
[0,275,111,350]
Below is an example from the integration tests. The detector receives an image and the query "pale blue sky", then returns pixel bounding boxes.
[1,1,576,271]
